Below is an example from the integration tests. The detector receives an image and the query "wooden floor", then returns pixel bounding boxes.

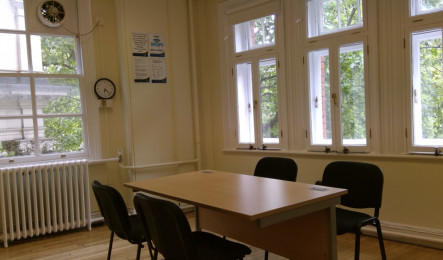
[1,213,443,260]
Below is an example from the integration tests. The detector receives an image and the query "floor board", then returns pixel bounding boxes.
[1,213,442,259]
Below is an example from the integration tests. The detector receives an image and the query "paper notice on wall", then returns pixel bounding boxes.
[150,58,167,83]
[131,32,167,84]
[131,32,149,55]
[131,32,150,83]
[149,34,166,57]
[133,57,150,83]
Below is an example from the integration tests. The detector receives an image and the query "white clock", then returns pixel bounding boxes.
[94,78,116,99]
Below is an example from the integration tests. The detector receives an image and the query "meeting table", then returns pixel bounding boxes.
[124,170,347,259]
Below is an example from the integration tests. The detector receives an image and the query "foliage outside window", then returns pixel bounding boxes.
[233,14,280,149]
[0,0,86,161]
[307,0,363,38]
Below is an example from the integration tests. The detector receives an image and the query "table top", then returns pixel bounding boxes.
[124,170,347,221]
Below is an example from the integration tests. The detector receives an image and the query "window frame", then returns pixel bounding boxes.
[302,0,375,154]
[410,0,443,16]
[405,22,443,153]
[304,35,370,153]
[306,0,365,40]
[219,0,287,151]
[0,0,98,165]
[233,53,281,149]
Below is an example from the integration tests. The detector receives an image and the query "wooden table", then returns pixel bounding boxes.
[124,170,347,259]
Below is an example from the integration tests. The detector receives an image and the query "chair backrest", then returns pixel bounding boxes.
[321,161,384,210]
[254,157,298,182]
[91,180,131,239]
[133,193,196,260]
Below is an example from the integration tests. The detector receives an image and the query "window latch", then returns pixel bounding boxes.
[434,147,440,156]
[331,93,337,105]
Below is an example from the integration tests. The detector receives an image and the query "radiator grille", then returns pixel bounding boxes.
[0,160,91,247]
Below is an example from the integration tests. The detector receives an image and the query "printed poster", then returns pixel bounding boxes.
[131,32,167,84]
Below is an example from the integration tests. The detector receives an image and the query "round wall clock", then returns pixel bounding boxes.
[94,78,116,99]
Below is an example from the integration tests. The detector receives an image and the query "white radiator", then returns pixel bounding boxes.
[0,160,91,247]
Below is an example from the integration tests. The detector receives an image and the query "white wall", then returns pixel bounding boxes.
[113,0,198,179]
[88,0,198,213]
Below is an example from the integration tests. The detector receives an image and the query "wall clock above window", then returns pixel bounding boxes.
[37,0,66,27]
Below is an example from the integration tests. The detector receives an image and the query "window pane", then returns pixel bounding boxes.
[307,0,363,38]
[31,35,78,74]
[340,43,366,145]
[236,62,254,144]
[0,118,35,158]
[322,0,339,33]
[35,78,81,114]
[339,0,360,28]
[309,49,332,145]
[0,77,32,116]
[234,15,275,53]
[0,0,25,30]
[259,58,279,144]
[411,0,443,15]
[411,29,443,146]
[39,116,84,154]
[0,33,28,72]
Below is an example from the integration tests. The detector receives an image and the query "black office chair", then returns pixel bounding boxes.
[92,181,157,260]
[133,193,252,260]
[254,156,298,182]
[318,161,387,260]
[254,156,298,260]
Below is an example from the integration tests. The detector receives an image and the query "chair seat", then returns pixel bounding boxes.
[336,208,372,235]
[193,231,252,260]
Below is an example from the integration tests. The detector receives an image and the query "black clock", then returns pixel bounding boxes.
[94,78,116,99]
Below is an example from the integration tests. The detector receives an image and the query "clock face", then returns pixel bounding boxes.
[94,78,116,99]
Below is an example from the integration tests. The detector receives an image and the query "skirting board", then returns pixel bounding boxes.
[362,221,443,249]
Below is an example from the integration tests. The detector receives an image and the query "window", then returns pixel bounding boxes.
[0,0,88,163]
[307,42,367,151]
[410,0,443,16]
[307,0,363,38]
[234,15,275,53]
[409,28,443,149]
[231,13,282,149]
[305,0,370,153]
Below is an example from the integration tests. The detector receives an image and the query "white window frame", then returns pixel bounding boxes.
[0,0,98,165]
[306,0,364,39]
[303,0,376,154]
[405,23,443,153]
[219,0,287,151]
[305,37,370,153]
[410,0,443,16]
